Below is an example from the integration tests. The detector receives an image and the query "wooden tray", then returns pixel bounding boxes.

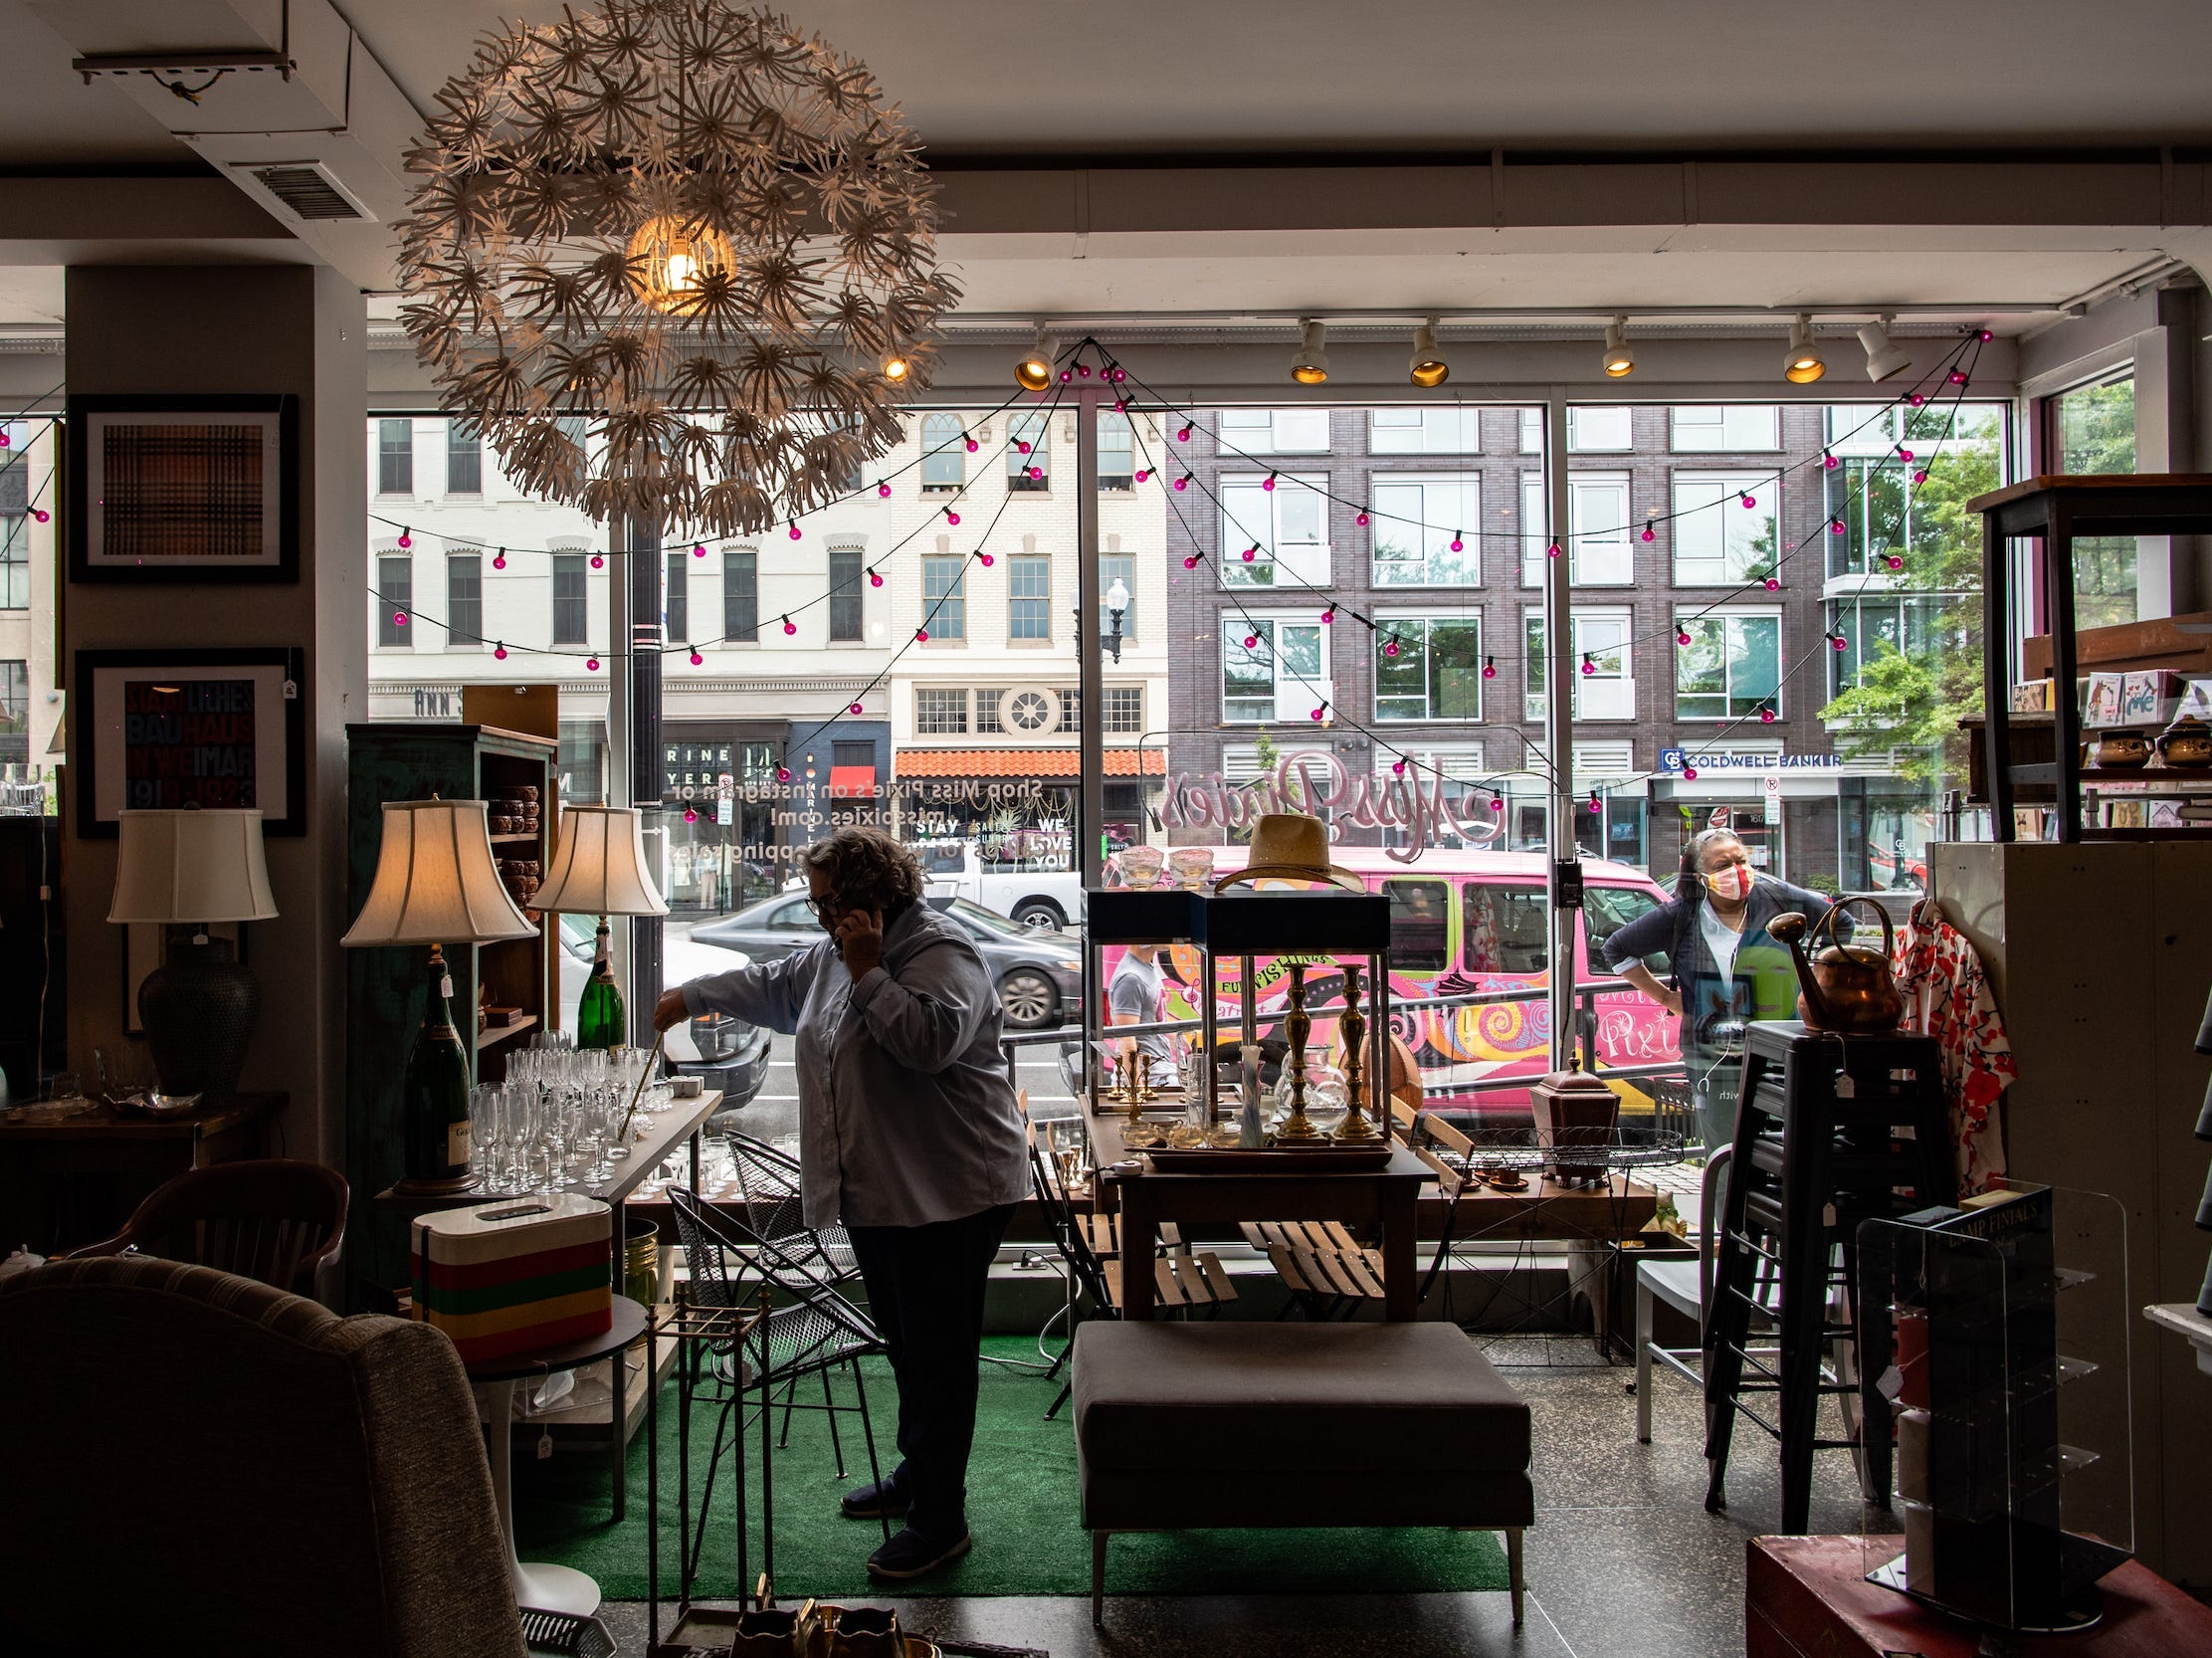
[1143,1143,1395,1173]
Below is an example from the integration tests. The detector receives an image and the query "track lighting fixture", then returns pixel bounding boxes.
[1408,316,1449,388]
[1014,325,1055,393]
[1783,314,1827,384]
[1601,316,1634,378]
[1856,316,1912,384]
[1289,318,1330,386]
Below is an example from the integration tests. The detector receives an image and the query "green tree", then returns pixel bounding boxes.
[2057,377,2138,627]
[1819,410,2001,791]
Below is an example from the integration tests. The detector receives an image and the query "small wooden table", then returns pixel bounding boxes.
[0,1091,284,1252]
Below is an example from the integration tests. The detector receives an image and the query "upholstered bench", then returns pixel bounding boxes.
[1071,1320,1532,1623]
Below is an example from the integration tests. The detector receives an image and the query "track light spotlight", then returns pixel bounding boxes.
[1783,314,1827,384]
[1601,316,1635,378]
[1855,317,1912,383]
[1014,325,1055,393]
[1408,316,1449,388]
[1289,318,1330,386]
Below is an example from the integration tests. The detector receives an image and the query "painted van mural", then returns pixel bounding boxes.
[1105,846,1682,1119]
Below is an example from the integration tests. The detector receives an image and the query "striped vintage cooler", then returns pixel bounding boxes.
[410,1192,613,1364]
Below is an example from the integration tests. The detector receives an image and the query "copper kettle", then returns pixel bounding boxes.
[1765,897,1903,1034]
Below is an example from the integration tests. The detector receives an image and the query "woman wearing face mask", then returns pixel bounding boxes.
[1599,828,1841,1154]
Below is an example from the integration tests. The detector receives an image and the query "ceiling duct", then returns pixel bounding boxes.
[231,159,371,223]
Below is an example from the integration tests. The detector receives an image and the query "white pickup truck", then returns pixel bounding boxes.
[912,838,1086,932]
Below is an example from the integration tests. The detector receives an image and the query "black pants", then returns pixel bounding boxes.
[845,1202,1015,1541]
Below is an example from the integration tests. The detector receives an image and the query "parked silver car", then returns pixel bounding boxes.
[689,893,1082,1030]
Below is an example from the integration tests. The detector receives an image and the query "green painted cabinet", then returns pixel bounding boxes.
[344,723,557,1297]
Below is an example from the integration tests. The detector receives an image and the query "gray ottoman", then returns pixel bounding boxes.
[1071,1320,1533,1623]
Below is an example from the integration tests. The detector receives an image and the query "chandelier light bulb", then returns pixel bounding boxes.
[1289,318,1330,385]
[1408,316,1450,388]
[1783,314,1827,383]
[882,353,910,383]
[1601,315,1635,378]
[1856,317,1913,383]
[1016,326,1056,393]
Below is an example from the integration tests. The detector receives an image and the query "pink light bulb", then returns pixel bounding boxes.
[782,617,796,635]
[591,553,604,568]
[1978,328,1993,342]
[693,542,705,558]
[1174,475,1189,492]
[1113,400,1126,414]
[1355,511,1369,525]
[1581,657,1596,676]
[1546,542,1561,558]
[1832,634,1848,652]
[1760,707,1776,724]
[777,766,791,782]
[1176,425,1192,443]
[1677,629,1694,646]
[1886,554,1904,570]
[878,482,892,498]
[789,523,802,540]
[850,702,864,715]
[685,807,699,823]
[1076,363,1092,378]
[1320,607,1334,624]
[1683,765,1699,781]
[1059,370,1073,383]
[1392,758,1406,776]
[689,648,704,665]
[1450,532,1464,551]
[1242,546,1257,562]
[1949,370,1968,385]
[493,644,507,660]
[1739,494,1756,510]
[393,610,408,627]
[32,509,49,524]
[397,529,412,548]
[965,436,979,452]
[493,550,506,568]
[1830,518,1846,534]
[1243,634,1258,649]
[1489,796,1505,814]
[946,510,960,524]
[1909,393,1926,407]
[586,656,600,671]
[869,569,883,587]
[979,552,994,566]
[1481,659,1498,681]
[0,432,10,448]
[1898,447,1914,462]
[1262,475,1277,492]
[1182,553,1199,569]
[1027,467,1042,481]
[1822,452,1839,470]
[1135,469,1151,483]
[1640,524,1656,542]
[1017,440,1031,455]
[1309,706,1324,722]
[1912,469,1927,484]
[1110,366,1127,382]
[1764,576,1780,591]
[1384,638,1400,657]
[916,628,929,643]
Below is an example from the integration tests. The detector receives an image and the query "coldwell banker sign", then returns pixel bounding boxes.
[1657,747,1844,776]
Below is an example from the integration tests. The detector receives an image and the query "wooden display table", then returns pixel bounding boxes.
[1746,1534,2212,1657]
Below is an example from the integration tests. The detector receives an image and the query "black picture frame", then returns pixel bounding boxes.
[66,393,300,583]
[73,646,307,838]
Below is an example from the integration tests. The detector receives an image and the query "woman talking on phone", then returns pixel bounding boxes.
[1598,828,1841,1155]
[654,827,1029,1582]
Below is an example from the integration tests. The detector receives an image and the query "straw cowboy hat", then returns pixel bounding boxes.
[1215,813,1365,893]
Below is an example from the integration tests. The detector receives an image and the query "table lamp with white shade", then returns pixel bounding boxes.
[106,807,280,1108]
[342,798,535,1191]
[532,805,669,1049]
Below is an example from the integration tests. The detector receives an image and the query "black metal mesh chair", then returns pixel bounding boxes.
[666,1186,891,1591]
[723,1130,861,1290]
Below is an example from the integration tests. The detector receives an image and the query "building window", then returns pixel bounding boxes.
[377,554,412,647]
[1220,471,1327,587]
[974,687,1007,733]
[1367,407,1481,454]
[2051,370,2138,628]
[828,546,865,641]
[832,739,874,770]
[1008,412,1050,491]
[1374,616,1483,722]
[1518,407,1543,454]
[1518,472,1547,586]
[1369,474,1480,585]
[1222,615,1328,723]
[1830,595,1938,696]
[1825,457,1911,579]
[447,554,482,647]
[1099,411,1135,490]
[920,413,965,492]
[0,513,26,611]
[1102,553,1135,639]
[915,689,968,734]
[1001,688,1059,734]
[1670,405,1779,451]
[1568,474,1633,586]
[559,719,605,805]
[0,660,28,761]
[1059,687,1083,731]
[552,552,588,645]
[1524,609,1633,721]
[377,419,414,496]
[1676,611,1782,720]
[922,554,965,640]
[1217,408,1330,453]
[445,420,482,495]
[1104,687,1143,732]
[1672,473,1776,585]
[723,547,757,642]
[1008,554,1051,640]
[664,550,688,640]
[1566,405,1631,452]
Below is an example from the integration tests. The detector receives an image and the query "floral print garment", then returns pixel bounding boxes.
[1893,900,2013,1195]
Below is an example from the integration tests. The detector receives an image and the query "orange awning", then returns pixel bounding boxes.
[828,764,878,798]
[895,748,1165,778]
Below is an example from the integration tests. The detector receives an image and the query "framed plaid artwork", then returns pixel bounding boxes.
[67,394,299,582]
[74,646,306,837]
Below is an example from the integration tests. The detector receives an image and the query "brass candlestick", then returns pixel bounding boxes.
[1334,962,1382,1141]
[1276,962,1320,1140]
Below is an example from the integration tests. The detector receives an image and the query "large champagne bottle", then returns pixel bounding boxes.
[577,917,625,1050]
[403,945,473,1189]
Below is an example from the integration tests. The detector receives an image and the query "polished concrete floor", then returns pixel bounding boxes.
[594,1341,1871,1658]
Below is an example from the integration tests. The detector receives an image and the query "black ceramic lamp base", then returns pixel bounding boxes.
[138,934,260,1107]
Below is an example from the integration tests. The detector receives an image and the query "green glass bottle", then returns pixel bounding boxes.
[403,944,473,1189]
[577,917,626,1050]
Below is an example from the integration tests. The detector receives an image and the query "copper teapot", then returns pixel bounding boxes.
[1766,897,1903,1035]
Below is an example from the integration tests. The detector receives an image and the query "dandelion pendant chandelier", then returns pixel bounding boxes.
[396,0,959,536]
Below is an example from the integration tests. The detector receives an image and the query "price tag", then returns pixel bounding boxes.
[1834,1072,1856,1099]
[441,974,455,999]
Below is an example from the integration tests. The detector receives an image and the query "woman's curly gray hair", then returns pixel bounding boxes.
[801,826,925,912]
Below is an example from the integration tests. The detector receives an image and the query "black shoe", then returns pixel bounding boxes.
[866,1526,972,1580]
[841,1475,906,1520]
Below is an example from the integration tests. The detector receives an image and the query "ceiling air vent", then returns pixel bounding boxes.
[230,159,373,223]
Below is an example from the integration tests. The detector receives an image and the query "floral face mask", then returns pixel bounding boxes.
[1703,865,1755,903]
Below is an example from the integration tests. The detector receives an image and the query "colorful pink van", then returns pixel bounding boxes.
[1104,847,1682,1121]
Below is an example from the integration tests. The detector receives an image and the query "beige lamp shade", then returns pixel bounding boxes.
[341,799,535,947]
[533,806,669,918]
[107,808,280,925]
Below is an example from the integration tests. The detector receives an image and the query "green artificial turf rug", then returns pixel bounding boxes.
[512,1338,1510,1601]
